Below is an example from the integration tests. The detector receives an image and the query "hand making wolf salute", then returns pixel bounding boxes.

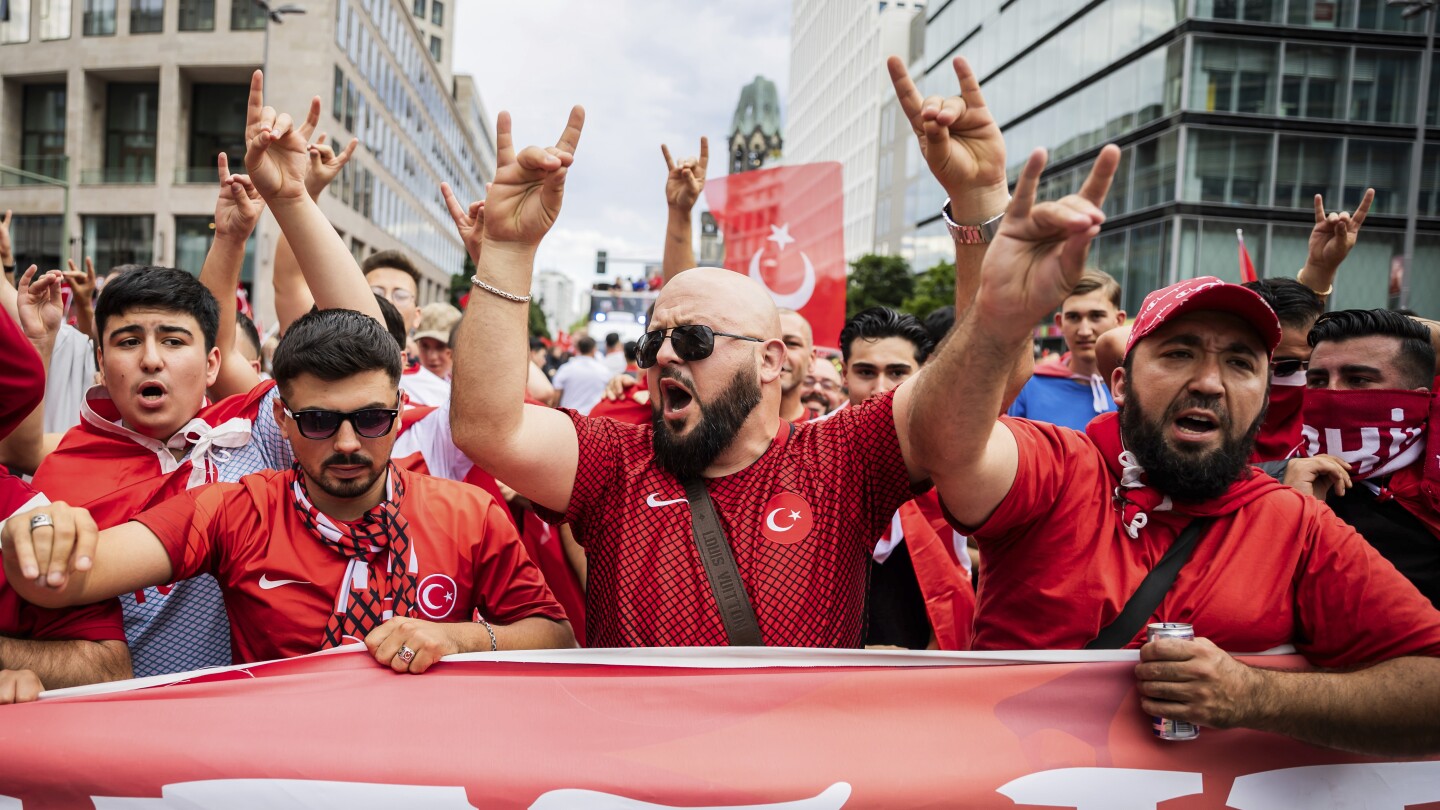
[903,91,1440,754]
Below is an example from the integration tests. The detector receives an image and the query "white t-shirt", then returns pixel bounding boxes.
[399,366,451,407]
[551,355,614,415]
[602,350,628,374]
[44,324,96,433]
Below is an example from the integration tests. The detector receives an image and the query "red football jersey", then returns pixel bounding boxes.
[536,390,920,647]
[133,468,567,664]
[962,418,1440,666]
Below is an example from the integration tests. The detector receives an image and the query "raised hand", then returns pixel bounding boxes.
[661,136,708,212]
[481,107,585,248]
[242,70,311,204]
[16,265,65,346]
[441,182,487,264]
[214,152,264,242]
[888,55,1008,222]
[979,145,1119,325]
[61,257,97,309]
[306,132,360,200]
[1308,188,1373,273]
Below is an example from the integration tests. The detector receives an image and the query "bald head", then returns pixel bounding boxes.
[655,267,780,337]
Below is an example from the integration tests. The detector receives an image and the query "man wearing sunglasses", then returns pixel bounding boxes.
[4,309,574,671]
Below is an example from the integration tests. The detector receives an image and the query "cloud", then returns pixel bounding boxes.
[452,0,791,294]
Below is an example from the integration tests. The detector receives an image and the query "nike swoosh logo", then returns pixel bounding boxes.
[258,574,310,590]
[646,494,689,508]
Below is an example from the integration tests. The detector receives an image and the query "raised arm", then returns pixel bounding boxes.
[447,107,586,515]
[201,152,266,398]
[1,502,173,609]
[243,71,380,323]
[60,256,97,343]
[660,136,706,281]
[273,129,361,334]
[0,267,64,474]
[1297,188,1373,300]
[0,638,131,694]
[904,146,1118,528]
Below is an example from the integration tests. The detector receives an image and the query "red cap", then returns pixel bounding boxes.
[1125,276,1282,357]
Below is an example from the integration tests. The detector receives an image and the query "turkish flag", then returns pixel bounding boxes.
[705,163,845,350]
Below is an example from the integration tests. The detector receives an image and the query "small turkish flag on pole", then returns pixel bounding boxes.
[1236,229,1258,284]
[705,163,846,350]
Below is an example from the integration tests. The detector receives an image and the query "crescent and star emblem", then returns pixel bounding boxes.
[765,508,804,532]
[749,222,816,310]
[417,574,457,619]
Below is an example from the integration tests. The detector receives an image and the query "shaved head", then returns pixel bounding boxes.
[655,267,780,338]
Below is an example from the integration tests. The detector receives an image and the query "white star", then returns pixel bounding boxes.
[788,510,802,521]
[768,223,796,251]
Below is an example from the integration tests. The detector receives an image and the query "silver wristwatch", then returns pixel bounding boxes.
[942,198,1006,245]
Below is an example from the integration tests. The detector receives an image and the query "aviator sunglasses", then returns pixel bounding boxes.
[282,398,401,440]
[634,325,765,369]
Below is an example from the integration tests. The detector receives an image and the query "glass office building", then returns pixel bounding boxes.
[906,0,1438,313]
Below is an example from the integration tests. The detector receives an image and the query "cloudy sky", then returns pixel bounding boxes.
[452,1,791,294]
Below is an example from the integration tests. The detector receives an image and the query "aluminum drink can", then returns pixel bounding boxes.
[1147,622,1199,741]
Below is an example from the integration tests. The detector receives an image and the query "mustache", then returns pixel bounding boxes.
[657,366,697,396]
[322,453,373,468]
[1164,394,1231,428]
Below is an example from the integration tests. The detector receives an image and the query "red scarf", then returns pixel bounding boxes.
[290,464,418,648]
[1085,412,1281,538]
[1303,388,1440,537]
[1251,376,1306,462]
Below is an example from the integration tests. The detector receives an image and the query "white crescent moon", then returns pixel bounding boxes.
[766,507,797,532]
[421,583,446,611]
[749,247,817,310]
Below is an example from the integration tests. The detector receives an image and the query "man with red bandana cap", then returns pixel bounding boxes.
[909,131,1440,755]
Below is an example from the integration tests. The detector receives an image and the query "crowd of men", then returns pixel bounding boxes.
[0,58,1436,757]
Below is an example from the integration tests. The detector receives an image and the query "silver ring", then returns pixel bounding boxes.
[397,645,415,664]
[29,514,54,530]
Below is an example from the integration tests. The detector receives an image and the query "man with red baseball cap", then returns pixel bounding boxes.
[908,142,1440,756]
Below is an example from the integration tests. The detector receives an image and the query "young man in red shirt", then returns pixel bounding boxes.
[908,135,1440,754]
[4,309,573,671]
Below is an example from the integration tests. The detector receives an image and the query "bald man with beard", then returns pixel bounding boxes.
[442,105,961,648]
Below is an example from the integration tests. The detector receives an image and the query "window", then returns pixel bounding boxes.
[1126,221,1173,313]
[230,0,264,30]
[178,0,213,30]
[1345,140,1411,215]
[1130,130,1178,210]
[83,215,153,271]
[188,83,247,182]
[103,83,158,183]
[412,0,423,16]
[1184,128,1272,206]
[21,84,67,182]
[1287,0,1354,27]
[39,0,71,40]
[175,216,256,280]
[1351,49,1419,124]
[1281,45,1344,119]
[1424,144,1440,217]
[430,0,441,25]
[82,0,114,34]
[1190,39,1277,115]
[1,0,31,43]
[333,65,344,121]
[130,0,162,33]
[1274,135,1341,210]
[11,216,64,277]
[428,34,440,61]
[1192,0,1283,22]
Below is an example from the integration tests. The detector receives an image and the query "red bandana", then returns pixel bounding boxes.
[1085,412,1281,538]
[290,464,418,648]
[1251,375,1307,462]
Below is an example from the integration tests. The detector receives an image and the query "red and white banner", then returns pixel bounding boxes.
[1,647,1436,808]
[706,163,846,350]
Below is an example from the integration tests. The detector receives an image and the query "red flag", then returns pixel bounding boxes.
[1237,229,1258,284]
[705,163,846,350]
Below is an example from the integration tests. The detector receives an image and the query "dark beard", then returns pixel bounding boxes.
[1119,389,1265,503]
[307,453,385,499]
[651,365,762,480]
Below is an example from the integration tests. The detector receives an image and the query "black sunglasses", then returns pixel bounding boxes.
[1272,359,1309,379]
[282,400,400,440]
[634,325,765,369]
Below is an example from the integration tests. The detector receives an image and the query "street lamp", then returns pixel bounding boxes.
[254,0,306,79]
[1387,0,1436,309]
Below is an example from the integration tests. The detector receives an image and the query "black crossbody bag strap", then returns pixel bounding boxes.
[683,477,764,646]
[1085,518,1212,650]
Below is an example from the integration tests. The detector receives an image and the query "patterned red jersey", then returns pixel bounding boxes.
[535,390,920,647]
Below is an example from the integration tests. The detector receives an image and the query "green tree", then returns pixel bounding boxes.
[903,259,956,319]
[528,301,550,338]
[846,253,913,318]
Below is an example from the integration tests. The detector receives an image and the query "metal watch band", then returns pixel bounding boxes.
[942,198,1007,245]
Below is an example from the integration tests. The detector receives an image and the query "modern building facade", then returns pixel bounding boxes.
[908,0,1440,313]
[789,0,924,261]
[0,0,494,328]
[533,268,577,340]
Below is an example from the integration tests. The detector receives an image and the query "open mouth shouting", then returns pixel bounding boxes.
[1171,408,1220,445]
[134,380,170,411]
[658,377,696,423]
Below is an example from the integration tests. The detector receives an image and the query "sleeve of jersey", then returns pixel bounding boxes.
[944,417,1079,543]
[0,306,45,440]
[529,409,623,531]
[1292,503,1440,667]
[21,596,127,643]
[472,497,569,626]
[820,390,922,529]
[130,484,232,582]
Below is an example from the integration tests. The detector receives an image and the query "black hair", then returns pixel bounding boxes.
[576,336,597,355]
[605,332,621,348]
[94,266,220,351]
[529,336,546,352]
[235,311,262,359]
[923,306,956,347]
[623,340,637,363]
[272,309,403,396]
[373,293,408,350]
[1309,309,1436,389]
[1242,278,1324,330]
[838,306,934,365]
